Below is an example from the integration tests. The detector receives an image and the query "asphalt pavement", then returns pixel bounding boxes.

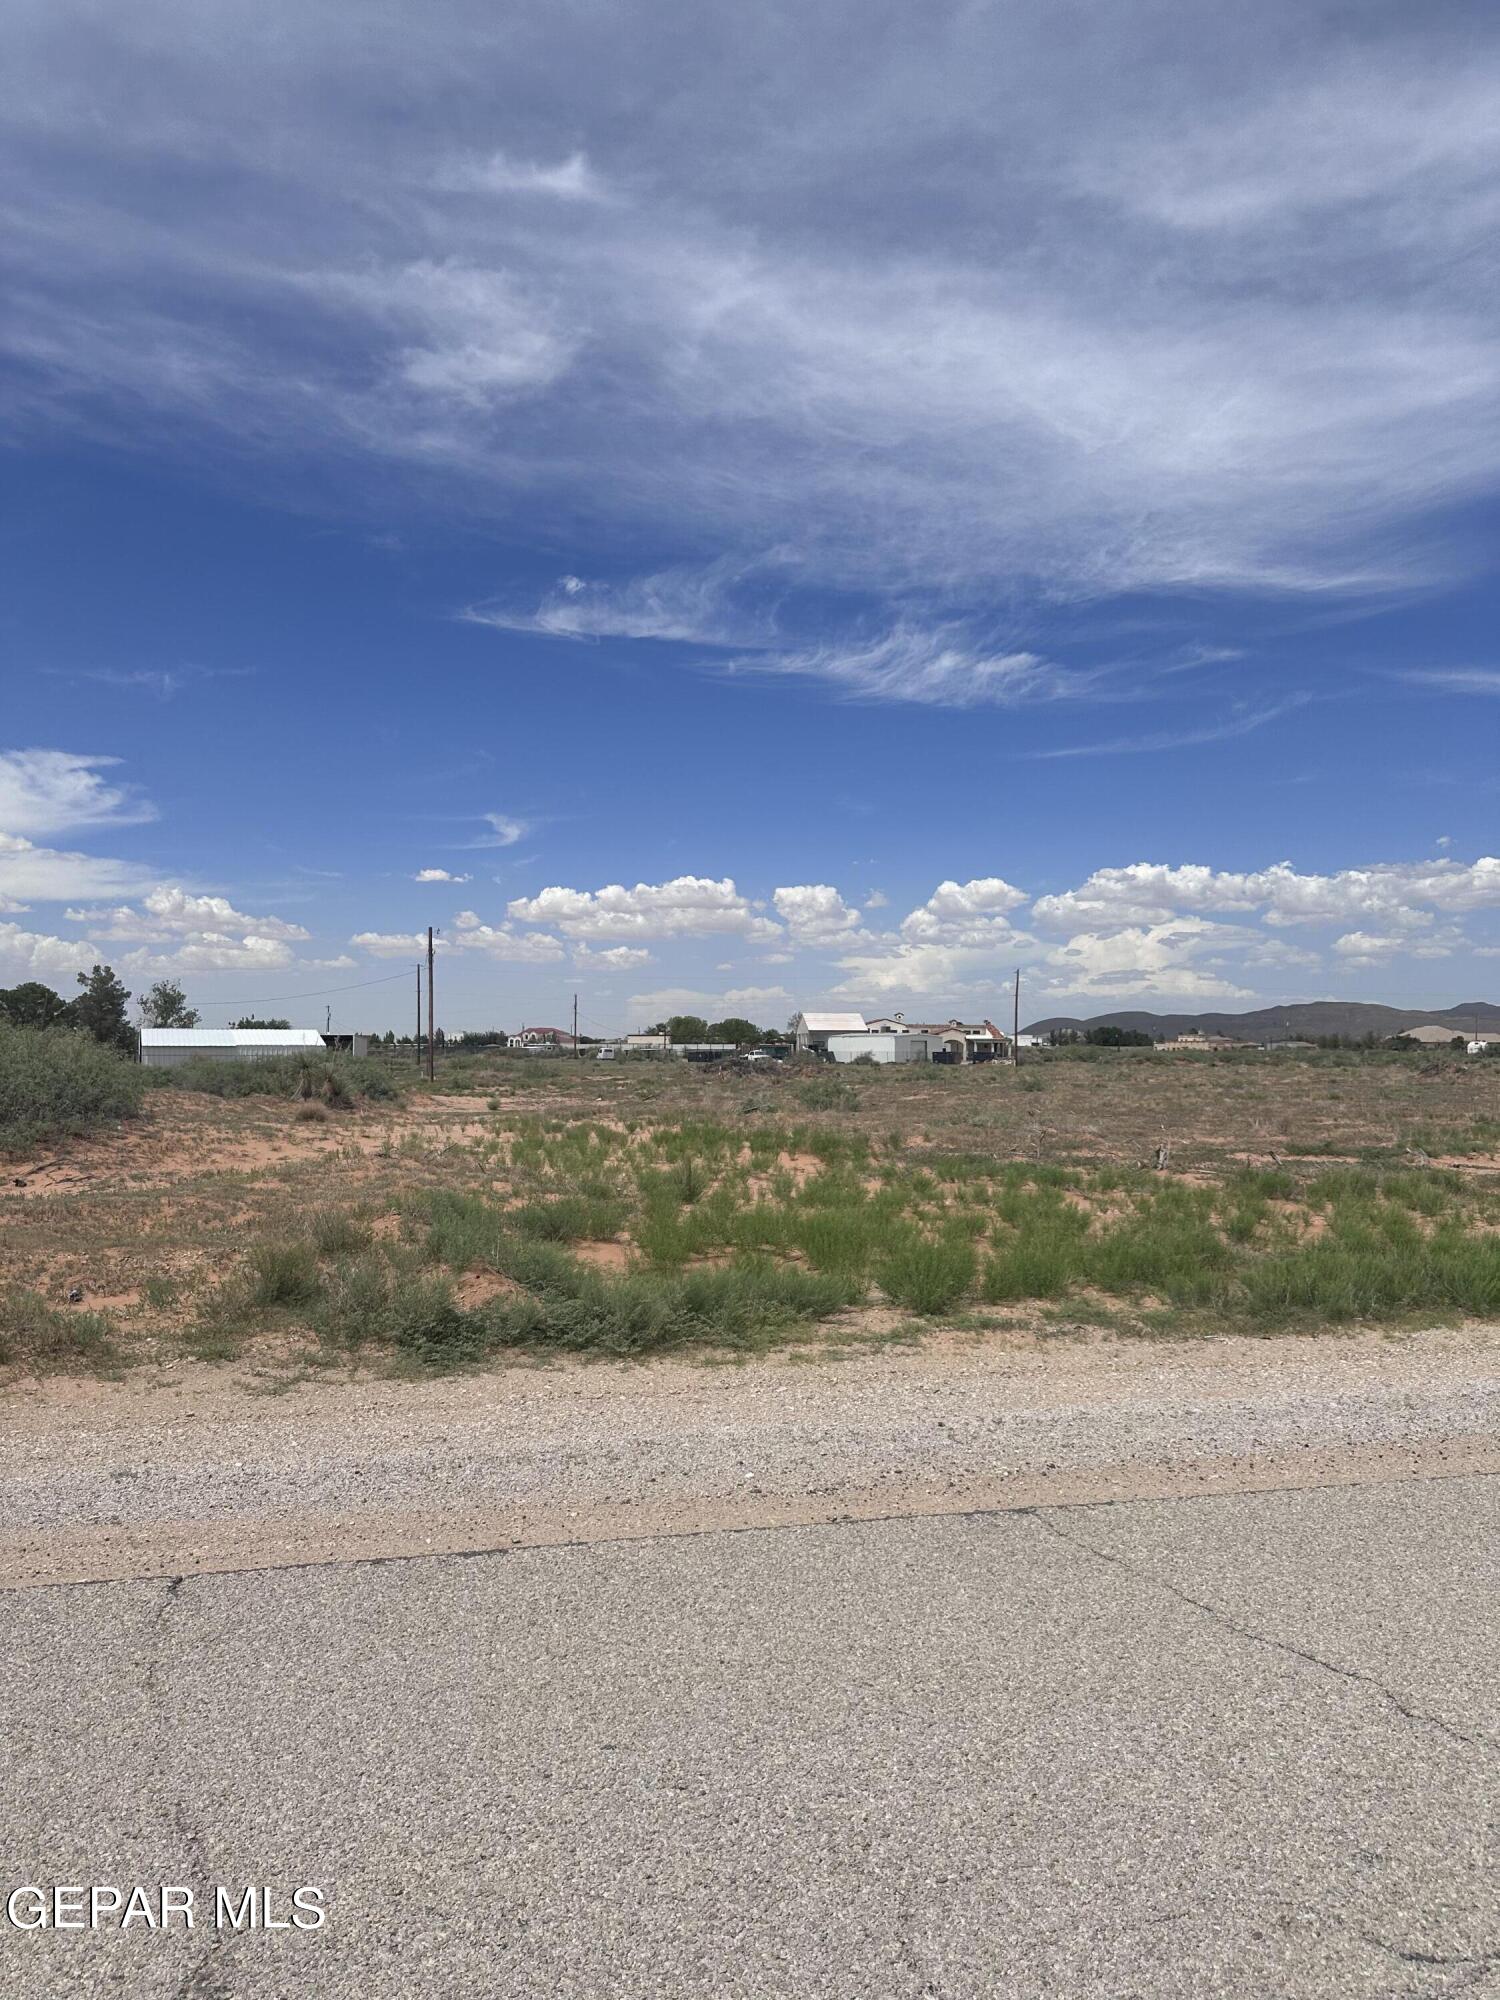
[2,1472,1496,1999]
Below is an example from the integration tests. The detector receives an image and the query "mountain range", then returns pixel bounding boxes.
[1021,1000,1500,1042]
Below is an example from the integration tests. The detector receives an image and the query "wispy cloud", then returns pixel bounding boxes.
[0,749,156,835]
[1029,696,1310,759]
[1395,668,1500,695]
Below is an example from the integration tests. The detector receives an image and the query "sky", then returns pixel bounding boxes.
[4,0,1500,1034]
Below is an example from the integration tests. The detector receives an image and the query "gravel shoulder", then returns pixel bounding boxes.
[3,1324,1498,1589]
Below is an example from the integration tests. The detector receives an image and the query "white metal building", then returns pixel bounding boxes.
[825,1032,944,1065]
[791,1011,868,1052]
[139,1026,327,1068]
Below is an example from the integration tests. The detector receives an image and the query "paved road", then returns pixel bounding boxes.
[2,1473,1496,1999]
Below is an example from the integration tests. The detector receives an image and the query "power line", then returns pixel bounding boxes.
[192,967,417,1007]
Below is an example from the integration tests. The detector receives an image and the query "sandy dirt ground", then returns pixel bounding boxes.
[4,1323,1497,1589]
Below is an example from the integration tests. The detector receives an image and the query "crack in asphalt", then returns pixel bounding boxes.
[1018,1507,1499,1759]
[138,1576,236,2000]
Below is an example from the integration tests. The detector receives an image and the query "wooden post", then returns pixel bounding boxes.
[573,992,579,1058]
[415,964,422,1069]
[1012,967,1020,1067]
[426,927,436,1082]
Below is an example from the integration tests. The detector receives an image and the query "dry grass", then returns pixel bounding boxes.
[3,1045,1499,1379]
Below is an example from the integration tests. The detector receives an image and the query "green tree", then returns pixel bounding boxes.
[142,979,201,1029]
[666,1014,711,1043]
[230,1015,291,1030]
[707,1016,761,1045]
[0,981,71,1029]
[72,965,134,1052]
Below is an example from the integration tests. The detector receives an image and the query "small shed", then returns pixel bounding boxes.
[139,1027,327,1069]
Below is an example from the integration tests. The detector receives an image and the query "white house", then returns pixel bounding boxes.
[790,1010,868,1052]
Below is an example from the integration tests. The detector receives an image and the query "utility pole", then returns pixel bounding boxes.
[426,927,436,1082]
[573,991,579,1058]
[415,964,422,1069]
[1012,967,1020,1068]
[325,1004,331,1036]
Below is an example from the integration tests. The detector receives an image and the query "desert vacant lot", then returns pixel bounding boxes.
[4,1046,1500,1384]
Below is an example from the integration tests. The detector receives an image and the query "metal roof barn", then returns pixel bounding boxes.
[139,1027,327,1068]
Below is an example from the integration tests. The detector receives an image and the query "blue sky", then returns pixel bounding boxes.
[5,0,1500,1032]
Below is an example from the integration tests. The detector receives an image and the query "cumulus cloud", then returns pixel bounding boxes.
[352,921,564,962]
[0,919,104,978]
[1042,919,1257,1001]
[772,884,867,946]
[63,885,310,942]
[0,832,154,906]
[0,750,155,836]
[508,877,779,942]
[413,867,472,882]
[1032,857,1500,933]
[574,943,653,969]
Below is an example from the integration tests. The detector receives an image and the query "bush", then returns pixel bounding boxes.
[877,1233,976,1314]
[0,1024,145,1154]
[247,1240,321,1307]
[0,1290,120,1372]
[161,1054,398,1102]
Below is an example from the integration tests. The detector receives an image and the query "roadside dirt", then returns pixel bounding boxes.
[4,1323,1496,1589]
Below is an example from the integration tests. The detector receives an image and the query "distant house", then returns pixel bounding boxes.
[863,1014,911,1033]
[140,1026,326,1069]
[906,1018,1008,1062]
[622,1031,671,1051]
[1161,1030,1239,1052]
[1396,1024,1467,1048]
[791,1011,869,1052]
[508,1026,581,1051]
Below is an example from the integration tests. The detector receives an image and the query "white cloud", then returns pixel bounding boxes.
[352,920,563,962]
[508,876,780,942]
[0,832,153,905]
[351,931,433,959]
[772,884,868,945]
[1042,919,1257,1001]
[900,878,1028,942]
[627,985,791,1015]
[575,943,653,969]
[414,867,471,883]
[0,750,155,836]
[436,150,607,202]
[121,934,298,974]
[1396,669,1500,695]
[1333,929,1459,964]
[1030,697,1310,760]
[1032,857,1500,933]
[472,814,529,848]
[864,891,889,910]
[731,626,1095,708]
[63,885,310,942]
[0,920,104,978]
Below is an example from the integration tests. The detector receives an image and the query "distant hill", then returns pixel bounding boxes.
[1022,1000,1500,1043]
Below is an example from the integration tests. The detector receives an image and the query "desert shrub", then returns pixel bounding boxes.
[387,1278,495,1369]
[311,1210,372,1257]
[247,1240,321,1307]
[0,1290,120,1372]
[877,1232,976,1314]
[798,1075,857,1112]
[312,1256,392,1350]
[0,1024,145,1154]
[161,1054,398,1102]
